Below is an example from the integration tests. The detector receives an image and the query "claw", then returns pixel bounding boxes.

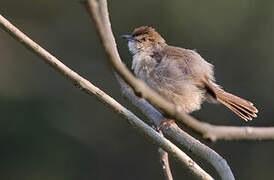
[157,118,175,131]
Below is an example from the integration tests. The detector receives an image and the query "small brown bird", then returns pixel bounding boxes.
[122,26,258,121]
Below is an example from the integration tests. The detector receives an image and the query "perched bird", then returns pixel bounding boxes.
[122,26,258,121]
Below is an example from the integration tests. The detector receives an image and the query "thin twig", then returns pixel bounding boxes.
[158,130,173,180]
[181,120,274,142]
[0,14,213,180]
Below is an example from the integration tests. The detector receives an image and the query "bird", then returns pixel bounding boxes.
[121,26,258,121]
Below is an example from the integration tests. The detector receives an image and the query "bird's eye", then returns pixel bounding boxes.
[141,37,146,41]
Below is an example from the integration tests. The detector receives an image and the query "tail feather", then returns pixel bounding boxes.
[205,81,258,121]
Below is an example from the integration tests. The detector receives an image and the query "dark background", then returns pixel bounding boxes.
[0,1,273,179]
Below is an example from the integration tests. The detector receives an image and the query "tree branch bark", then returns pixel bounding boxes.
[0,14,213,180]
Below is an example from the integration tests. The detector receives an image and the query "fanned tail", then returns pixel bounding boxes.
[205,82,258,121]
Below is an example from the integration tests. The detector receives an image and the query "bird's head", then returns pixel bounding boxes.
[121,26,166,54]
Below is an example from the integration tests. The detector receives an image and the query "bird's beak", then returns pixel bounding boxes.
[121,34,137,41]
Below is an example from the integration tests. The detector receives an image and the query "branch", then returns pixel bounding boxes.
[0,14,213,180]
[183,120,274,142]
[158,130,173,180]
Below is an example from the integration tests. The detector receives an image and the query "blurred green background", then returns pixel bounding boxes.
[0,0,274,179]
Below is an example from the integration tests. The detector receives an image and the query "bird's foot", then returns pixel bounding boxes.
[153,118,175,132]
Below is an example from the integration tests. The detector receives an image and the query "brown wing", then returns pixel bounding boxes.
[162,46,191,73]
[162,45,215,84]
